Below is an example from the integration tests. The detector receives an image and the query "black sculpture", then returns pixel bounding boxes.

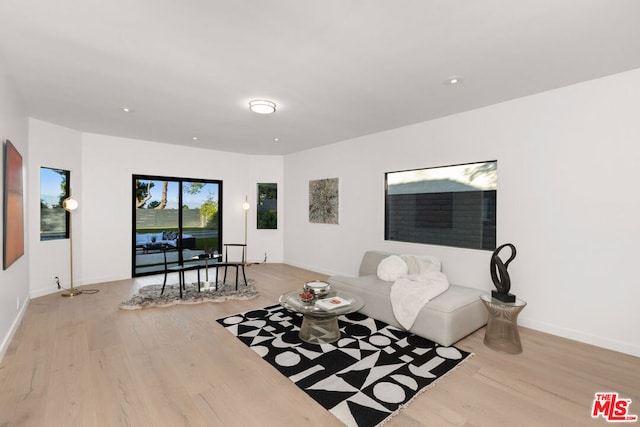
[490,243,517,303]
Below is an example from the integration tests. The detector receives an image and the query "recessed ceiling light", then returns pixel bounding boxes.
[192,136,198,141]
[274,138,279,142]
[444,76,464,86]
[249,99,276,114]
[121,107,134,113]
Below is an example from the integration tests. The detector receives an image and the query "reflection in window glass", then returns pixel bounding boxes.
[133,175,222,276]
[40,167,70,240]
[257,183,277,229]
[385,161,497,250]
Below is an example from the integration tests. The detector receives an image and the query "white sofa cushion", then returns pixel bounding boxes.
[376,255,408,281]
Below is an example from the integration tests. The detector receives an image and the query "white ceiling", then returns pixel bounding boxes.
[2,1,640,155]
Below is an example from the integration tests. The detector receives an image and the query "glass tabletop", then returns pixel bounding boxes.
[480,293,527,307]
[279,289,364,318]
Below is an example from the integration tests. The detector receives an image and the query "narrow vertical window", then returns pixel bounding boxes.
[257,183,277,229]
[40,167,70,240]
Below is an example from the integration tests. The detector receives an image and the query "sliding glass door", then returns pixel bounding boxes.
[132,175,222,276]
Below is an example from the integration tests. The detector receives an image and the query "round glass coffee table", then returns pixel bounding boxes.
[279,290,365,344]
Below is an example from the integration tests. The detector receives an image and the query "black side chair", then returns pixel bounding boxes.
[221,243,248,289]
[161,245,203,298]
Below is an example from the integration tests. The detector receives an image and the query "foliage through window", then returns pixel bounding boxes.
[132,175,222,276]
[40,167,70,240]
[385,161,497,250]
[257,183,277,229]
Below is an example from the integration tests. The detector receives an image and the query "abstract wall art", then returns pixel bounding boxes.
[309,177,339,224]
[3,140,25,270]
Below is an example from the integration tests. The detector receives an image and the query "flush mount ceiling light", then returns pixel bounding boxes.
[249,99,276,114]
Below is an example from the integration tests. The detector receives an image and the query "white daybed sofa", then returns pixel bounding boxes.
[328,250,488,346]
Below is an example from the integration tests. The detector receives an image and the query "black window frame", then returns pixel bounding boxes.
[385,160,497,251]
[132,174,223,277]
[257,182,278,229]
[40,166,71,241]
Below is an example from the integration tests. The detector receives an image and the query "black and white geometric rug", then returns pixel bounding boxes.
[217,304,471,427]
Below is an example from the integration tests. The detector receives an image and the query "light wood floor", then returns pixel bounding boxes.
[1,263,638,426]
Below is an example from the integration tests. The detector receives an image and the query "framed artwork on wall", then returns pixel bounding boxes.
[309,177,339,224]
[3,140,25,270]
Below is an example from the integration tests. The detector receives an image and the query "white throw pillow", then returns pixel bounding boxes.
[377,255,408,282]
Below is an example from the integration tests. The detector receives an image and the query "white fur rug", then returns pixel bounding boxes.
[119,281,258,310]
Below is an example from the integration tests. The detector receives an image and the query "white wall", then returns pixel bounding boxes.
[246,155,284,263]
[284,68,640,357]
[0,62,29,360]
[25,127,284,294]
[28,119,82,297]
[77,133,284,285]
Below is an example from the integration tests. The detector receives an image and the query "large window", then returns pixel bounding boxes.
[385,161,497,250]
[40,167,70,240]
[132,175,222,276]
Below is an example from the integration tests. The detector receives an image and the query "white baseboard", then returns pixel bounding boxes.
[247,258,283,265]
[519,317,640,358]
[284,260,344,278]
[0,296,30,363]
[30,286,63,299]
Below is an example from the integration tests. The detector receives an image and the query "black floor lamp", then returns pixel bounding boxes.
[242,195,250,265]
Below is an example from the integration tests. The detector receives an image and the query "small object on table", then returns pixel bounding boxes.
[480,294,527,354]
[300,292,315,304]
[315,296,351,310]
[303,280,331,298]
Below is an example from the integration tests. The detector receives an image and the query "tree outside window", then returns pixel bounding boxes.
[257,183,277,229]
[40,167,70,240]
